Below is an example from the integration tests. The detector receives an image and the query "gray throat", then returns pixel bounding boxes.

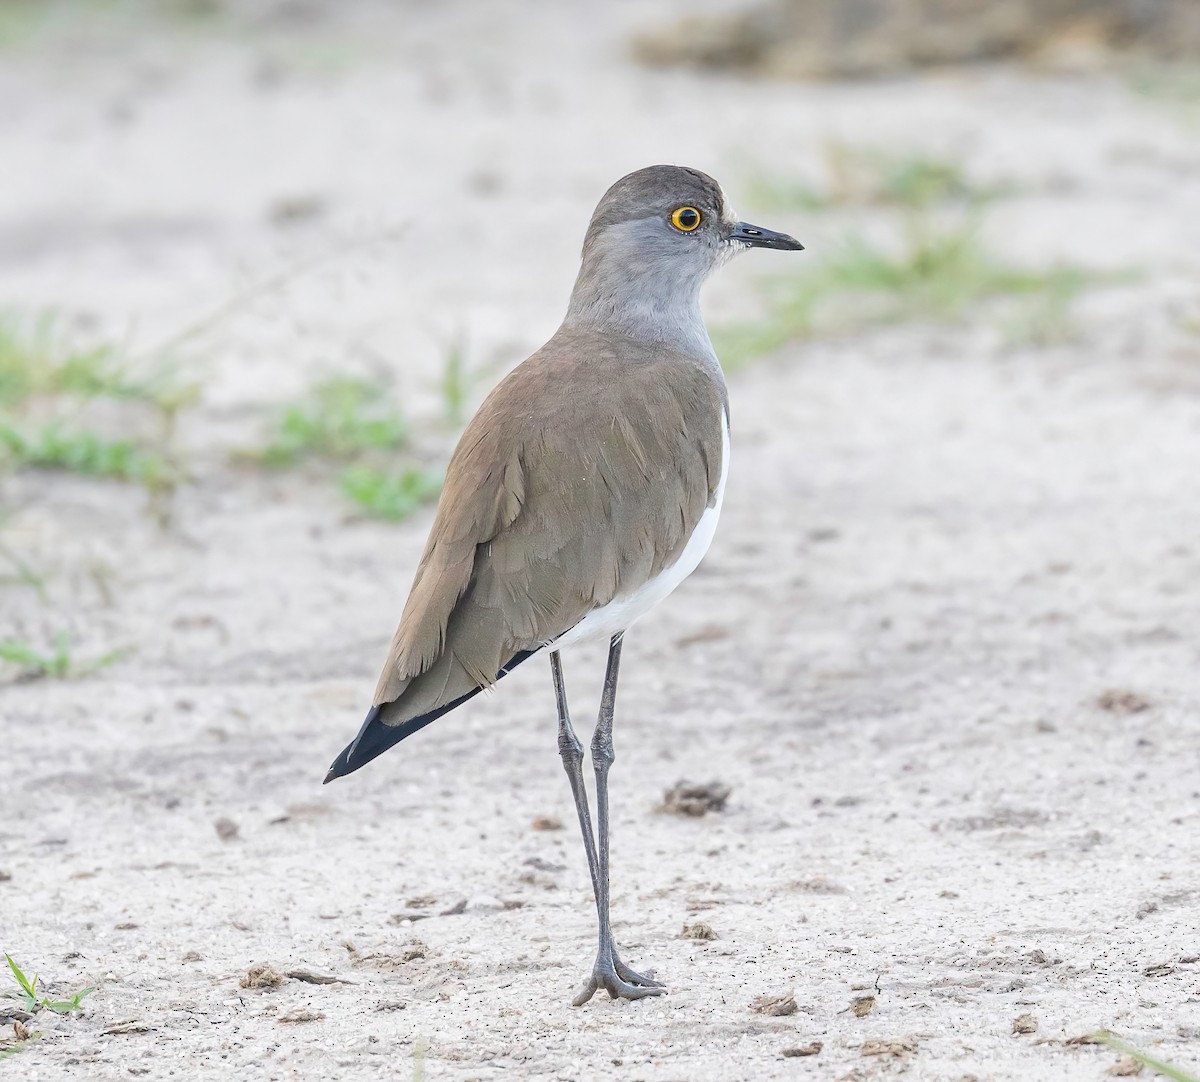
[563,239,722,368]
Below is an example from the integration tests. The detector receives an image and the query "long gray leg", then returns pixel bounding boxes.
[550,650,602,902]
[571,633,665,1005]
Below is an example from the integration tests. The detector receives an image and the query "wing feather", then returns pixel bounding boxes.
[370,327,725,729]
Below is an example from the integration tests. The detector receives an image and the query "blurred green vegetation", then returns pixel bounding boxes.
[0,424,166,483]
[0,528,45,596]
[0,0,225,50]
[0,630,126,680]
[0,312,194,517]
[746,144,1011,214]
[0,314,182,406]
[724,147,1130,366]
[717,216,1111,366]
[341,464,444,522]
[1127,61,1200,125]
[244,375,443,522]
[438,335,471,428]
[249,376,409,468]
[0,0,363,72]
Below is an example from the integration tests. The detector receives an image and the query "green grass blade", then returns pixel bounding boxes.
[1093,1033,1200,1082]
[0,1033,41,1060]
[440,341,468,427]
[0,642,50,670]
[4,954,35,998]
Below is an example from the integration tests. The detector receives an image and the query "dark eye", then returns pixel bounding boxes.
[671,206,702,232]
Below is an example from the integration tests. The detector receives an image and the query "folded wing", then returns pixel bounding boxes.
[325,330,724,780]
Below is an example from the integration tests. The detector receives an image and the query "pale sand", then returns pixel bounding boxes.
[2,2,1199,1079]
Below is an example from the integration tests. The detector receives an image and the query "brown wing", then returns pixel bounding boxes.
[371,327,725,727]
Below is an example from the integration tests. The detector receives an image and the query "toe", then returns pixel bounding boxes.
[572,976,600,1007]
[606,975,665,1000]
[614,960,664,988]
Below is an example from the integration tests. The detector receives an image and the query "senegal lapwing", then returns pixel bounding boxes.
[325,165,803,1004]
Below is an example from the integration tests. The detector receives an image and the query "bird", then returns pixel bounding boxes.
[324,165,803,1004]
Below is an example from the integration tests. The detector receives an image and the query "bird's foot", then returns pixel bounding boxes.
[572,948,666,1006]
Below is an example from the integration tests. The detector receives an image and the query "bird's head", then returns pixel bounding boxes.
[567,164,803,339]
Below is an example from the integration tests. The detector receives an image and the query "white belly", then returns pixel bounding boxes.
[550,410,729,650]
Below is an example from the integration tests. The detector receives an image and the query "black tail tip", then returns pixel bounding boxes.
[323,650,540,785]
[322,704,384,784]
[322,751,350,784]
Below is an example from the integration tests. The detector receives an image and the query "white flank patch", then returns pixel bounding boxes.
[551,410,730,650]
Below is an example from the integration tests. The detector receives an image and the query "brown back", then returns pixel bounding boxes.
[372,326,726,726]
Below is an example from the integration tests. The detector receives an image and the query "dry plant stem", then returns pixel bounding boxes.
[38,227,411,444]
[136,226,411,365]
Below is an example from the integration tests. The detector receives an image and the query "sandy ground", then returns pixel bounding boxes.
[2,2,1200,1079]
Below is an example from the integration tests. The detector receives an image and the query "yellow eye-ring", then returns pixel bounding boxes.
[671,206,702,232]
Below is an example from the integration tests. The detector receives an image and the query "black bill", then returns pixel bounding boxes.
[727,221,804,251]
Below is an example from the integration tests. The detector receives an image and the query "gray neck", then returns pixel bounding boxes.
[562,224,720,363]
